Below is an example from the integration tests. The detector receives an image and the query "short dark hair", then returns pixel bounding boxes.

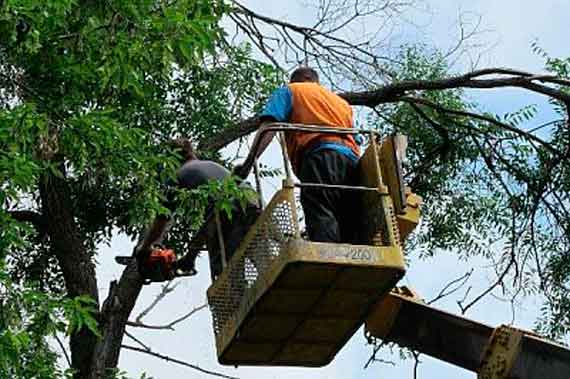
[289,67,319,83]
[168,137,197,162]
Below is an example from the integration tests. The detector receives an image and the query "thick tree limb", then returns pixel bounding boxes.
[199,115,262,152]
[202,68,568,155]
[89,261,144,378]
[6,210,48,237]
[341,68,570,107]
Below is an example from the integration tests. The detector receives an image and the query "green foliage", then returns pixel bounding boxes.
[0,0,281,375]
[163,175,258,258]
[370,45,511,259]
[371,45,569,340]
[62,295,100,338]
[0,275,98,378]
[527,46,570,339]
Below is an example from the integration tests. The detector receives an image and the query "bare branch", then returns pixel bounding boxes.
[124,331,151,351]
[427,270,473,305]
[55,334,71,367]
[127,304,207,330]
[412,350,421,379]
[363,338,394,369]
[204,68,570,155]
[135,281,178,323]
[122,345,239,379]
[341,68,570,108]
[400,95,560,155]
[458,235,517,314]
[6,210,46,234]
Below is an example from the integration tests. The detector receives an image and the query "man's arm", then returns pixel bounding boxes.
[235,86,292,178]
[235,122,275,178]
[135,215,172,259]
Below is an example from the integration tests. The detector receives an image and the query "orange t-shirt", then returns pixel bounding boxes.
[283,82,359,174]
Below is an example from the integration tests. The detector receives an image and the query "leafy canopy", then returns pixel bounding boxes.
[0,0,280,376]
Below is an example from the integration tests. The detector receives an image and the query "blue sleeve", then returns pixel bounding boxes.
[352,120,364,145]
[260,86,292,122]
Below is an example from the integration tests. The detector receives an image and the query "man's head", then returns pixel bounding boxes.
[289,67,319,83]
[168,137,197,162]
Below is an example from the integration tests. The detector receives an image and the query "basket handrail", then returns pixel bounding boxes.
[243,122,383,193]
[249,123,378,161]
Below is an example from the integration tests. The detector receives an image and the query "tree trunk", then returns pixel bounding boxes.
[90,261,144,378]
[39,171,100,379]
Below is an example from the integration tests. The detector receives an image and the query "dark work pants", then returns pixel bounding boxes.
[298,149,358,243]
[208,202,261,281]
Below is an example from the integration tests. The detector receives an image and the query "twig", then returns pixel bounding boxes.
[135,281,178,323]
[412,350,421,379]
[363,338,393,369]
[458,255,516,314]
[55,335,71,367]
[124,331,151,351]
[122,344,239,379]
[127,304,207,330]
[401,96,559,155]
[428,270,473,305]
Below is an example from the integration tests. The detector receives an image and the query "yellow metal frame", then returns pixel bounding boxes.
[478,325,523,379]
[365,286,423,339]
[212,239,406,362]
[207,129,418,366]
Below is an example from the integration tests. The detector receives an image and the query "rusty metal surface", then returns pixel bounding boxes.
[215,239,405,366]
[479,325,523,379]
[378,135,407,215]
[396,192,421,242]
[207,138,409,367]
[207,187,300,341]
[510,333,570,379]
[366,291,570,379]
[367,292,496,371]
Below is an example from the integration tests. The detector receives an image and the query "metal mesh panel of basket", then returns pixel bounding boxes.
[209,189,298,337]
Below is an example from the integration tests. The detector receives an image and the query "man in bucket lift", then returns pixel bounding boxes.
[236,67,360,243]
[135,138,260,282]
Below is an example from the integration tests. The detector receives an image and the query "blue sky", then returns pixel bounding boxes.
[93,1,570,378]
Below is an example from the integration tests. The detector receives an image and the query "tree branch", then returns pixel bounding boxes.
[6,210,48,238]
[135,281,178,323]
[401,95,559,154]
[122,344,239,379]
[341,68,570,107]
[202,68,569,155]
[428,270,473,305]
[55,334,72,367]
[89,261,144,378]
[127,303,207,330]
[124,331,150,351]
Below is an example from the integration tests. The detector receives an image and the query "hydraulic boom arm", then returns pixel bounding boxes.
[366,288,570,379]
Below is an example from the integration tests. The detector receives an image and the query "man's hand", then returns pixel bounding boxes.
[234,121,277,180]
[133,244,152,277]
[133,244,152,259]
[233,162,253,180]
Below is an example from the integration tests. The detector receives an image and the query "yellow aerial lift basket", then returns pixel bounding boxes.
[206,124,409,366]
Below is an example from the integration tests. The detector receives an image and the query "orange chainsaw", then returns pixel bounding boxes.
[115,246,197,284]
